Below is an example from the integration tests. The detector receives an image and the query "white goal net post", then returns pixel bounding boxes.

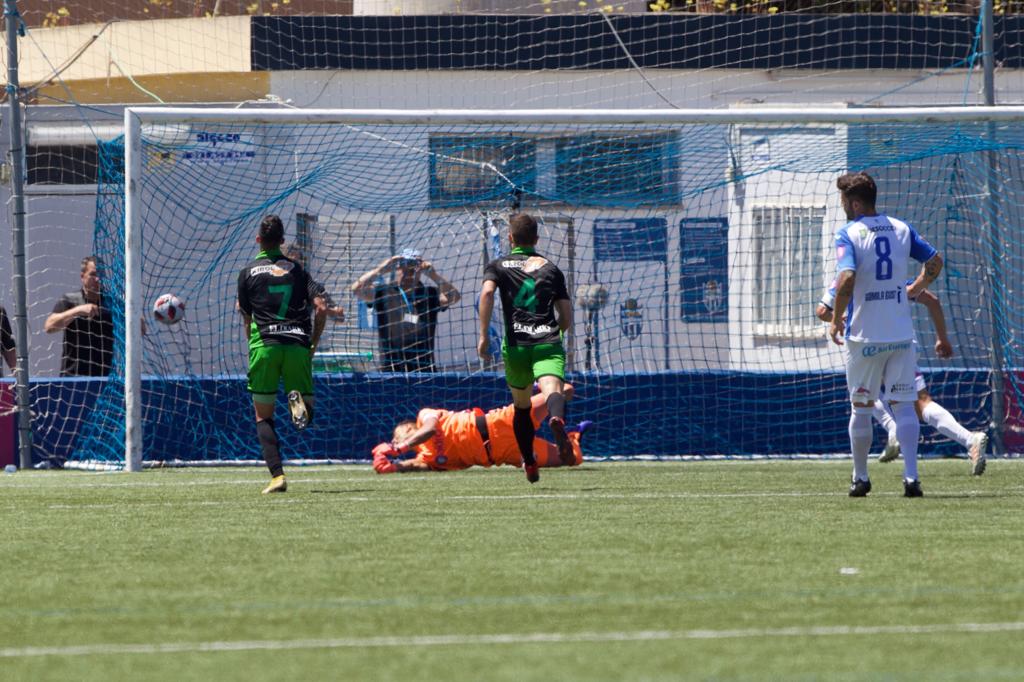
[116,105,1022,471]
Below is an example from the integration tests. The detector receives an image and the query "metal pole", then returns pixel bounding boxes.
[981,0,1005,455]
[123,110,143,471]
[5,0,31,470]
[982,0,995,108]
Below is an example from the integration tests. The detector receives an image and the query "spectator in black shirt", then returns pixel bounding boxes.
[351,248,460,372]
[44,256,114,377]
[0,306,16,374]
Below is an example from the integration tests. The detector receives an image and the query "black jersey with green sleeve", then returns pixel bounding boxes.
[237,250,314,349]
[483,247,569,347]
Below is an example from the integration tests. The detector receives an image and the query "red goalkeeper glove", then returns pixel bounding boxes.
[372,442,398,474]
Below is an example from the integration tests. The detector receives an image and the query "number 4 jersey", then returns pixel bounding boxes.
[237,249,315,349]
[483,248,570,347]
[834,214,937,344]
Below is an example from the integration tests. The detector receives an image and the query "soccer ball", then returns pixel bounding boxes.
[152,293,185,325]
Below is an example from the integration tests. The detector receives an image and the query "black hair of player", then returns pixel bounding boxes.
[509,213,539,247]
[836,172,877,208]
[259,215,286,249]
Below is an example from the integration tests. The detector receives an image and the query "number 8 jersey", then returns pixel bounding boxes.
[834,214,937,344]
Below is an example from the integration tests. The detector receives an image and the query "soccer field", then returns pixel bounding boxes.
[3,460,1023,681]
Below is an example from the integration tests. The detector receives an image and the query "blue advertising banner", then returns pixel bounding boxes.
[680,218,728,322]
[594,218,668,262]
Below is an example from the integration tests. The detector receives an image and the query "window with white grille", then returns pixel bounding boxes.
[751,205,827,337]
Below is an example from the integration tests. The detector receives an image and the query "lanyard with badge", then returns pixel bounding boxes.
[398,286,419,325]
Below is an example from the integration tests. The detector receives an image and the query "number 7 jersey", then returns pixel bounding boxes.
[834,214,937,344]
[237,250,315,349]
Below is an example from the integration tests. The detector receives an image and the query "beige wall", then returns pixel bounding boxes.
[30,72,269,105]
[6,16,251,85]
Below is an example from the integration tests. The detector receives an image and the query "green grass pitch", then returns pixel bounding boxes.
[3,460,1023,681]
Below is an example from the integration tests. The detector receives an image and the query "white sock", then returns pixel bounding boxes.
[873,400,897,440]
[921,400,971,448]
[849,406,874,482]
[892,401,921,481]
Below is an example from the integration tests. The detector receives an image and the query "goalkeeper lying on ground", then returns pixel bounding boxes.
[372,383,590,473]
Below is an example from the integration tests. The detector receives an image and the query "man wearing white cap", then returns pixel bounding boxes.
[352,248,461,372]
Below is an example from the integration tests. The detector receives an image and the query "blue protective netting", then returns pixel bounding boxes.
[68,119,1024,464]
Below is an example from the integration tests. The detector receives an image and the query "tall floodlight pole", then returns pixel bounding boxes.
[981,0,1005,455]
[5,0,32,470]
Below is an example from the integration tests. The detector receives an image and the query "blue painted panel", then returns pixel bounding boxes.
[27,371,994,463]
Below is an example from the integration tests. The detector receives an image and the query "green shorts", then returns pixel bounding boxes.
[502,341,565,390]
[248,345,313,404]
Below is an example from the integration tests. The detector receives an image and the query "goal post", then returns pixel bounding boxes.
[124,111,144,472]
[109,105,1023,469]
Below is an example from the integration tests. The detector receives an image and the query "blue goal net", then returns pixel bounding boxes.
[64,111,1024,466]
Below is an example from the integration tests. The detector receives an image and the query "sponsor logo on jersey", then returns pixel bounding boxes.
[271,260,295,276]
[862,341,911,357]
[431,432,446,462]
[267,324,304,335]
[858,223,894,237]
[522,256,548,274]
[864,289,903,302]
[889,383,914,394]
[249,260,295,277]
[501,257,548,272]
[513,322,554,336]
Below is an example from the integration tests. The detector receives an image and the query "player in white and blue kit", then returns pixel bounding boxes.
[818,280,987,475]
[827,172,944,497]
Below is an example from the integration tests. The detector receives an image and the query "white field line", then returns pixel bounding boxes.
[6,459,1021,489]
[445,489,1015,500]
[17,489,1018,507]
[45,499,368,509]
[0,476,380,489]
[3,621,1024,658]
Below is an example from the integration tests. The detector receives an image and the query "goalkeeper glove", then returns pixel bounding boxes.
[372,442,398,474]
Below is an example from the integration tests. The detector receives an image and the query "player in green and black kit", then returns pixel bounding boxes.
[238,215,327,494]
[478,213,573,484]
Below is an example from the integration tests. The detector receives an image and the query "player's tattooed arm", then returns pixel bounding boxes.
[906,253,943,300]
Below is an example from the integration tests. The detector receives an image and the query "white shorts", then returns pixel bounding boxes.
[880,340,926,398]
[845,339,918,403]
[881,372,927,398]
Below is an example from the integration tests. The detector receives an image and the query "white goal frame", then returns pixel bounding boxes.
[123,105,1022,471]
